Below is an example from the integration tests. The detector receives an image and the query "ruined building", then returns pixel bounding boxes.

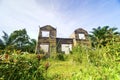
[36,25,90,56]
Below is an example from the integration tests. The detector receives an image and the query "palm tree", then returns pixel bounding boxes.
[0,31,11,49]
[9,29,30,50]
[89,26,120,47]
[9,29,37,53]
[0,39,4,49]
[26,39,37,53]
[0,29,37,53]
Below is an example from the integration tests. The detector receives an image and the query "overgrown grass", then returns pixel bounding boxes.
[46,44,120,80]
[0,43,120,80]
[0,52,46,80]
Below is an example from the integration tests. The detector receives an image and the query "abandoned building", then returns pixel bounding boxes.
[36,25,90,56]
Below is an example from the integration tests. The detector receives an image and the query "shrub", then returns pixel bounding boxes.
[0,53,46,80]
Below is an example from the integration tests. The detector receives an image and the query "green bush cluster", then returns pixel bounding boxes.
[1,43,120,80]
[0,52,46,80]
[46,43,120,79]
[50,53,69,61]
[69,44,120,79]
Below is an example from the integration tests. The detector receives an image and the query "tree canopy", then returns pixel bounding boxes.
[0,29,36,53]
[89,26,120,47]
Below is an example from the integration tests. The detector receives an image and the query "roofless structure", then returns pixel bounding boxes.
[36,25,90,56]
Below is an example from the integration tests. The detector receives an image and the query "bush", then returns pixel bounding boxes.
[0,53,46,80]
[57,53,65,61]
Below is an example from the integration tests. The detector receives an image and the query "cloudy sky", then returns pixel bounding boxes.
[0,0,120,39]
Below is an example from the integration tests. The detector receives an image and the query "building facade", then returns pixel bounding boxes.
[36,25,90,56]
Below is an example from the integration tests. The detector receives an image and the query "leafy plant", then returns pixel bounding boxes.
[89,26,120,47]
[0,52,46,80]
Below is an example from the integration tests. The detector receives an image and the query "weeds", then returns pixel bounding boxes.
[0,43,120,80]
[0,51,46,80]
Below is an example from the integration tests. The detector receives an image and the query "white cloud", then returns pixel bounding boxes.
[0,0,68,39]
[0,0,120,39]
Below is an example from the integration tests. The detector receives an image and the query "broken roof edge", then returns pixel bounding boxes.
[74,28,88,35]
[74,28,87,32]
[39,25,56,30]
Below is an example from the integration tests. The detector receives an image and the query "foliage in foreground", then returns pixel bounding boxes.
[47,43,120,80]
[0,42,120,80]
[0,53,46,80]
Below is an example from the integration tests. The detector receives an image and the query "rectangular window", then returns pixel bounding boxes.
[79,33,85,39]
[42,31,49,37]
[61,44,72,54]
[40,44,49,53]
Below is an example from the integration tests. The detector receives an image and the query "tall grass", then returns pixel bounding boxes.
[69,43,120,80]
[0,52,46,80]
[47,43,120,79]
[0,42,120,80]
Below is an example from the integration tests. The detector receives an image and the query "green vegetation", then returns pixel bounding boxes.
[46,43,120,80]
[0,44,120,80]
[0,53,46,80]
[0,29,36,53]
[0,26,120,80]
[89,26,120,47]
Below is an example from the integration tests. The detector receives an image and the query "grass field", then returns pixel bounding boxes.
[0,44,120,80]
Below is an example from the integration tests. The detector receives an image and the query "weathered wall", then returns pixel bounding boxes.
[37,25,56,56]
[36,25,90,55]
[70,28,90,46]
[56,38,73,53]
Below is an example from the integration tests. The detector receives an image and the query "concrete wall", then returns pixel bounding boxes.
[37,25,56,56]
[70,28,90,46]
[56,38,73,54]
[37,25,90,56]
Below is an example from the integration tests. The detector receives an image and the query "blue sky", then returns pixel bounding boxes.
[0,0,120,39]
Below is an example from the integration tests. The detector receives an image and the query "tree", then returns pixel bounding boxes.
[0,38,4,49]
[0,29,37,53]
[24,39,37,53]
[89,26,120,47]
[0,31,11,49]
[9,29,30,50]
[9,29,37,53]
